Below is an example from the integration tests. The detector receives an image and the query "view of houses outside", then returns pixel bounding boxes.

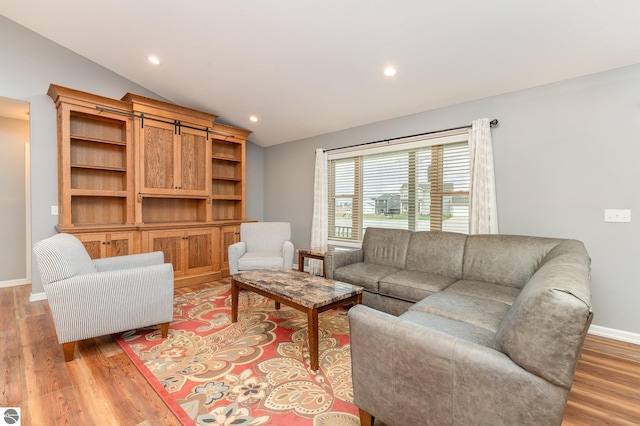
[330,142,470,239]
[333,196,469,235]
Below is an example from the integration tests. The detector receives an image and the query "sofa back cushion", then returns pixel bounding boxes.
[493,240,592,389]
[463,235,562,288]
[405,231,467,278]
[362,228,411,269]
[241,222,291,253]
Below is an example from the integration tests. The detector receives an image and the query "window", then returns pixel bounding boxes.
[328,130,470,243]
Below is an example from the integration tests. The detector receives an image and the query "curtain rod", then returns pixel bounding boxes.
[323,119,498,153]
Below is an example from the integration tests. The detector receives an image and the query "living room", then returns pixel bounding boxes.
[1,2,639,425]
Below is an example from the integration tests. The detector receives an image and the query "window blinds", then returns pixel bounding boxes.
[328,131,470,241]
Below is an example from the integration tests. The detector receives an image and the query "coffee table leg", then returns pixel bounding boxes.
[308,308,319,371]
[231,280,239,322]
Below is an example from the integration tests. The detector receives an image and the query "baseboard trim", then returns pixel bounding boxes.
[29,291,47,302]
[0,278,29,288]
[589,325,640,345]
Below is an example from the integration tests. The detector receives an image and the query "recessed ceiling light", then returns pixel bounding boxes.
[249,115,259,123]
[148,56,161,65]
[384,66,397,77]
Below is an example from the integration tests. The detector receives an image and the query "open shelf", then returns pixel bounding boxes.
[70,189,128,197]
[211,137,243,222]
[71,140,126,170]
[71,196,127,225]
[142,197,208,223]
[212,175,241,181]
[211,139,242,161]
[212,180,242,198]
[71,135,126,146]
[212,158,241,179]
[212,199,243,221]
[70,111,127,143]
[57,107,133,227]
[211,154,241,162]
[71,168,127,191]
[71,164,126,172]
[211,194,242,201]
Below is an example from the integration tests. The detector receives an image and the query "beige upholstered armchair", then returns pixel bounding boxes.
[228,222,294,275]
[33,233,174,361]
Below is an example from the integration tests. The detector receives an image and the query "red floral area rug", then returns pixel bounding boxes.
[113,285,359,426]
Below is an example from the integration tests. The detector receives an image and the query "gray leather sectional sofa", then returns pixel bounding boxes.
[324,227,593,426]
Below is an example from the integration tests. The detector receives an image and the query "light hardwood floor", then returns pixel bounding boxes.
[2,281,639,425]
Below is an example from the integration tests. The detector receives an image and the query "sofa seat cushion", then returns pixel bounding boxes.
[409,292,511,333]
[333,262,399,293]
[444,280,521,306]
[237,252,285,271]
[379,270,457,303]
[400,311,496,347]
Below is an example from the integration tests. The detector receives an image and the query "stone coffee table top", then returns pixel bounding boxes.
[232,267,363,309]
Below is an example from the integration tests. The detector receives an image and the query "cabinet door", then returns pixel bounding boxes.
[108,232,135,257]
[184,228,220,276]
[145,230,185,276]
[140,121,176,193]
[178,127,208,195]
[140,121,209,196]
[77,233,108,259]
[76,232,135,259]
[220,225,240,276]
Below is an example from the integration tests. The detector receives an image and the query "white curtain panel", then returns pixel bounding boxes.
[309,148,328,275]
[469,118,499,234]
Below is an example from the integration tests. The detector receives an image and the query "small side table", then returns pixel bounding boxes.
[298,246,332,277]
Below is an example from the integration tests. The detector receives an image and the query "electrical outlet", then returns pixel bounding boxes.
[51,205,58,215]
[604,209,631,223]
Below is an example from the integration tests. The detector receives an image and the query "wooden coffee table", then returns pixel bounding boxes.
[231,267,363,371]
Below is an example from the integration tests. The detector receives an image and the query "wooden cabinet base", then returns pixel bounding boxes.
[59,222,244,290]
[175,271,223,289]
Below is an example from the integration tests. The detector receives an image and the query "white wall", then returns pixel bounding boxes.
[245,141,265,221]
[0,116,28,282]
[263,64,640,336]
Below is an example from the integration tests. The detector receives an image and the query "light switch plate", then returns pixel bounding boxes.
[51,205,58,215]
[604,209,631,223]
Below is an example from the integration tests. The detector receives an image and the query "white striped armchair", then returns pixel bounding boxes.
[33,233,174,361]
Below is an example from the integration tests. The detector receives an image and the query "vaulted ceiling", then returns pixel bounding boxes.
[2,1,639,146]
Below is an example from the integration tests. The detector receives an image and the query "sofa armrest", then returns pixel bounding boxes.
[350,305,459,425]
[324,248,363,279]
[349,305,569,426]
[228,241,246,275]
[93,251,165,272]
[282,240,294,269]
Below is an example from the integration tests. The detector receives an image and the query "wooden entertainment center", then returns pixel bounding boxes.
[48,84,252,288]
